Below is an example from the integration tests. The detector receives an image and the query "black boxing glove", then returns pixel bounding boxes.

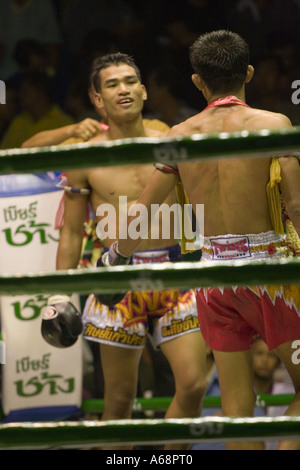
[95,242,130,306]
[41,295,82,348]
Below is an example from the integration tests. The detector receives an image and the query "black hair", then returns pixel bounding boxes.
[90,52,142,93]
[189,30,249,94]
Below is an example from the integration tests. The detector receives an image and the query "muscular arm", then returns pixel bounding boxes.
[56,170,90,270]
[21,118,103,148]
[279,156,300,236]
[117,168,180,257]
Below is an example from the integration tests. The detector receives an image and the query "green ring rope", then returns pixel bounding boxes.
[81,394,294,414]
[1,258,300,295]
[0,128,299,449]
[0,126,300,174]
[0,416,299,449]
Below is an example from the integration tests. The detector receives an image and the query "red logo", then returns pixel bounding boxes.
[211,236,250,260]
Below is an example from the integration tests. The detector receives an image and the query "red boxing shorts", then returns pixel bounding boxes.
[196,231,300,351]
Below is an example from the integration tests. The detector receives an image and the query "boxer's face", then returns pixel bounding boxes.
[95,64,147,122]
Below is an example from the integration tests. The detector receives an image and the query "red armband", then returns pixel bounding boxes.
[154,163,179,174]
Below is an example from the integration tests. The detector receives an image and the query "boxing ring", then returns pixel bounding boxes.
[1,127,300,449]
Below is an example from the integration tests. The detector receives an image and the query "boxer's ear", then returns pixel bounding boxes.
[192,74,204,91]
[245,65,254,84]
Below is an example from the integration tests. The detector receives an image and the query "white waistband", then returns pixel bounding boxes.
[132,244,181,265]
[132,250,171,265]
[201,231,286,261]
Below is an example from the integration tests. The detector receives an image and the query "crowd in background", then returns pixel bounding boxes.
[1,0,300,148]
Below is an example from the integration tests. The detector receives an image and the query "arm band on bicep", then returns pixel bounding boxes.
[56,173,90,195]
[63,186,90,195]
[153,163,179,174]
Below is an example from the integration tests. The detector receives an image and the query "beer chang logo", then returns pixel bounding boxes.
[95,196,204,250]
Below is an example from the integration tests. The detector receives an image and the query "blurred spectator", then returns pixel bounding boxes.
[247,55,300,125]
[247,55,287,109]
[140,0,227,48]
[0,0,61,80]
[140,1,228,108]
[61,0,140,61]
[7,39,58,94]
[1,71,73,149]
[64,77,99,121]
[68,28,120,80]
[268,32,300,101]
[265,0,300,49]
[192,338,290,451]
[228,0,300,65]
[144,65,201,127]
[252,337,281,397]
[251,337,296,450]
[165,0,227,45]
[14,39,50,75]
[227,0,270,64]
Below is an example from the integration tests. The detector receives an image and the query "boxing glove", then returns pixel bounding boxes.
[95,242,130,306]
[41,295,82,348]
[97,241,130,267]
